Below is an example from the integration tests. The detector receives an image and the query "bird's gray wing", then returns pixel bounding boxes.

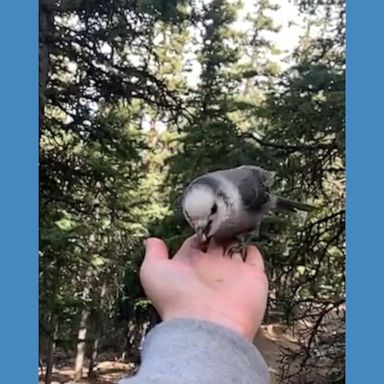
[233,166,315,213]
[223,165,274,212]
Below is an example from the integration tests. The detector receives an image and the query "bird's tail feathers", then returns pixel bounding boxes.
[275,196,315,212]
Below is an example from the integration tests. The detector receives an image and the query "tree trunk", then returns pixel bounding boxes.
[44,315,59,384]
[74,306,89,381]
[39,0,54,129]
[74,194,100,381]
[88,282,107,378]
[87,333,100,378]
[244,32,259,97]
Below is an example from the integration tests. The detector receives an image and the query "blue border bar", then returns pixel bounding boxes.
[347,1,384,383]
[0,1,39,380]
[0,0,383,382]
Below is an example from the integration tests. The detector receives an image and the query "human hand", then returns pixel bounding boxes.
[140,236,268,341]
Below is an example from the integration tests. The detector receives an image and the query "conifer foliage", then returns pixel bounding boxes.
[39,1,345,382]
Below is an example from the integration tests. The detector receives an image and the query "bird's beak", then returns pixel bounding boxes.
[195,227,208,244]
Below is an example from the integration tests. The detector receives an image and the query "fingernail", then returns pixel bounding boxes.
[143,239,148,248]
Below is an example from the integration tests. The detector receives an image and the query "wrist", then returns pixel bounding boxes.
[162,305,257,341]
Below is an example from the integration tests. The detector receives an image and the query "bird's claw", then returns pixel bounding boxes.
[226,243,248,261]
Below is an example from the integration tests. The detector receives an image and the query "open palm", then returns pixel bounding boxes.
[140,236,269,341]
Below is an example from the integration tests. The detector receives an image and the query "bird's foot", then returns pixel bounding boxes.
[226,239,248,261]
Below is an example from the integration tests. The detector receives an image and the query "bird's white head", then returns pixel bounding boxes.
[182,183,229,242]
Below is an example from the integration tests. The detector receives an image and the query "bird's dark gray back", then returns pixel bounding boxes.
[222,167,270,212]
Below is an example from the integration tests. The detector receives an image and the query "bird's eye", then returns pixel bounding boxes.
[211,203,218,214]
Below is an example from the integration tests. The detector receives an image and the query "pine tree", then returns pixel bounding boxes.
[255,4,345,381]
[38,1,345,382]
[39,1,191,381]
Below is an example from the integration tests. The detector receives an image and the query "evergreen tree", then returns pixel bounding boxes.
[38,1,345,382]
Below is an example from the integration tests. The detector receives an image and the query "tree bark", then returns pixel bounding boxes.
[74,305,89,381]
[87,335,100,379]
[74,194,100,381]
[244,28,259,97]
[39,0,54,129]
[88,282,107,378]
[44,314,59,384]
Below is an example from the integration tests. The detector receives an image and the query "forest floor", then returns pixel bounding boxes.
[40,359,134,384]
[39,304,345,384]
[40,314,344,384]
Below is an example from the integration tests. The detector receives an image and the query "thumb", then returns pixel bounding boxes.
[143,237,169,264]
[140,238,169,284]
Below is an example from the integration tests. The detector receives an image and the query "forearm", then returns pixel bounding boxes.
[117,318,269,384]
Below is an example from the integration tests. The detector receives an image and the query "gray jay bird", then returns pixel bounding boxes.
[181,165,314,255]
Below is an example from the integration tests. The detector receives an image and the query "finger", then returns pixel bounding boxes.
[211,237,236,250]
[206,237,227,256]
[173,235,201,260]
[244,245,265,270]
[140,238,169,284]
[142,238,169,264]
[230,252,244,263]
[220,239,241,258]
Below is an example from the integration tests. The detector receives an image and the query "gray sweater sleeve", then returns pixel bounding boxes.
[117,318,270,384]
